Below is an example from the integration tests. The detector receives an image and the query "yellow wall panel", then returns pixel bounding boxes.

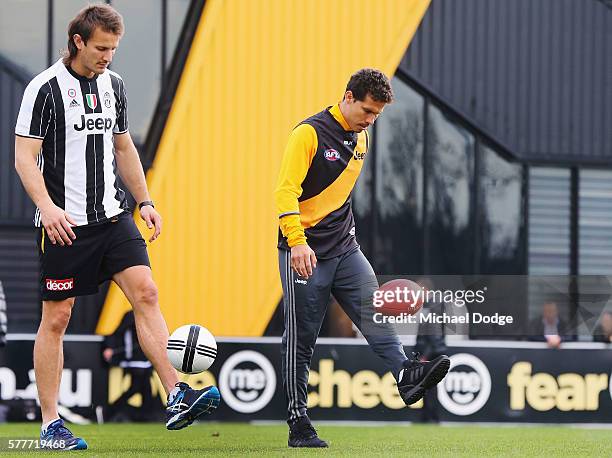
[97,0,431,336]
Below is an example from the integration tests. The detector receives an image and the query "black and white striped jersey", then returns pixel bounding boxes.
[16,59,129,227]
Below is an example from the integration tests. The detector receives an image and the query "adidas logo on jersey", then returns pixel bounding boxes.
[74,114,114,133]
[69,99,80,108]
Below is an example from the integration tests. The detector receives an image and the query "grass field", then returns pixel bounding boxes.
[0,422,611,457]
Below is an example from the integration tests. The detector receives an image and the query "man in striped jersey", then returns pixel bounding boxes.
[14,5,219,450]
[275,69,450,447]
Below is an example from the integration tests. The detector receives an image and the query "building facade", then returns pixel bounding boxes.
[0,0,610,336]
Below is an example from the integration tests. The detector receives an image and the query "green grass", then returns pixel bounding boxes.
[0,422,611,457]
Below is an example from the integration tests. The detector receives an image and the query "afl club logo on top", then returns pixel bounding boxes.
[437,353,492,416]
[324,149,340,161]
[219,350,276,414]
[46,278,74,291]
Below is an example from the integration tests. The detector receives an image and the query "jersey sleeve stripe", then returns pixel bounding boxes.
[279,211,300,218]
[15,133,45,140]
[28,89,49,138]
[119,78,128,132]
[110,74,129,133]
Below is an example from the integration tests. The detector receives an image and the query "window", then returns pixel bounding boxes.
[426,104,475,274]
[479,145,524,273]
[0,1,47,74]
[371,78,424,274]
[527,168,572,329]
[166,0,190,68]
[528,168,570,275]
[111,0,162,145]
[52,1,107,65]
[579,169,612,274]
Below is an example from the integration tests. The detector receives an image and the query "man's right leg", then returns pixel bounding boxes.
[331,248,450,406]
[34,298,74,424]
[35,224,99,450]
[35,297,87,450]
[279,249,333,447]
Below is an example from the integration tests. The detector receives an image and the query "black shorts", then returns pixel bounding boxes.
[37,211,150,301]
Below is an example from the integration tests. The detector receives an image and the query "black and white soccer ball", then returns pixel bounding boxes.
[167,324,217,374]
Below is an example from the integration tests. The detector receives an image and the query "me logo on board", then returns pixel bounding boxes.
[437,353,491,416]
[219,350,276,414]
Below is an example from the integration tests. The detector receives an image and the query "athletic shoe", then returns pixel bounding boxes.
[40,419,87,451]
[166,382,220,430]
[397,353,450,405]
[288,416,329,448]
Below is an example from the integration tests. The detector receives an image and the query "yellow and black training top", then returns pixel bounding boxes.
[275,104,369,259]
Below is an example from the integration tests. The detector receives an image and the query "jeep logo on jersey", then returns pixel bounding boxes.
[46,278,74,291]
[85,93,97,110]
[324,149,340,161]
[74,114,114,133]
[219,350,277,413]
[437,353,491,416]
[353,150,366,160]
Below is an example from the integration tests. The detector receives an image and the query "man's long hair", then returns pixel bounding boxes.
[62,4,124,65]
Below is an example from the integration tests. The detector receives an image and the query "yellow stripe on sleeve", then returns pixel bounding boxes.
[274,123,318,247]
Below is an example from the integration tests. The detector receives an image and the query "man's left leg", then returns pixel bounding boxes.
[112,266,176,393]
[331,248,407,375]
[113,266,220,429]
[331,248,450,406]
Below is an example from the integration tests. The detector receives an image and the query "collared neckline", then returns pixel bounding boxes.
[65,62,99,82]
[329,104,352,131]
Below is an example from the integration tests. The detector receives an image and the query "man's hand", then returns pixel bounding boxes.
[103,348,113,362]
[140,205,162,242]
[40,203,76,246]
[15,136,76,246]
[290,244,317,279]
[545,334,561,349]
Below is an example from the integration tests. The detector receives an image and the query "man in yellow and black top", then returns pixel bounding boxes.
[275,69,450,448]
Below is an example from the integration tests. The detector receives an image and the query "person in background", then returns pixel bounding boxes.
[593,311,612,344]
[0,281,6,348]
[413,278,447,423]
[528,301,574,348]
[103,310,154,422]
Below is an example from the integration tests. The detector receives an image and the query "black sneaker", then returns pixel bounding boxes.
[288,416,329,448]
[166,382,220,430]
[397,354,450,405]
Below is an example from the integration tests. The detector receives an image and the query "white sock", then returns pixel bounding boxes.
[168,386,180,403]
[41,418,60,433]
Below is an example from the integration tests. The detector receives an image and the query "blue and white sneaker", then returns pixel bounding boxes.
[40,419,87,450]
[166,382,220,430]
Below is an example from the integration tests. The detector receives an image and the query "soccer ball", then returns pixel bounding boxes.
[167,324,217,374]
